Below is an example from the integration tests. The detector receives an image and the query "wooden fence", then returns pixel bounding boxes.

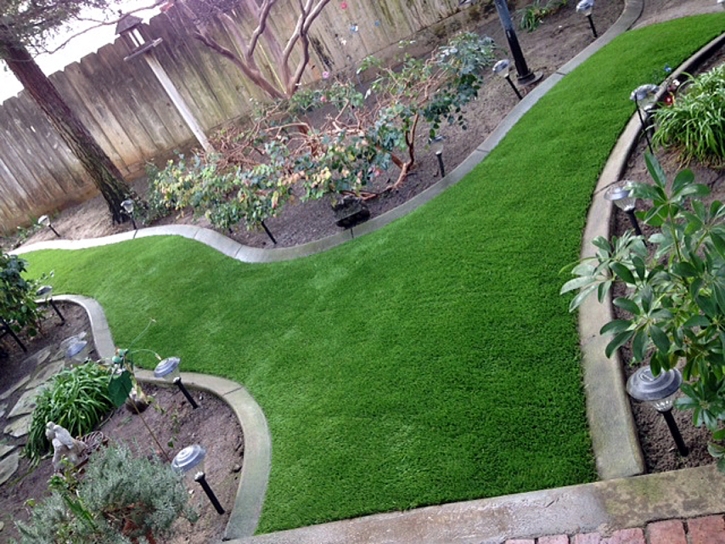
[0,0,494,232]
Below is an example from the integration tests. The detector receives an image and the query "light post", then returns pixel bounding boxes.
[121,199,137,230]
[115,15,213,154]
[630,84,659,154]
[38,215,60,238]
[627,365,689,457]
[430,136,446,177]
[492,0,541,86]
[604,182,642,236]
[576,0,597,38]
[719,0,725,9]
[493,59,523,100]
[36,285,65,322]
[154,356,199,409]
[172,444,225,514]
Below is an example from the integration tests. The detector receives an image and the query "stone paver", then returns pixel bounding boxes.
[0,443,15,459]
[573,534,602,544]
[0,451,19,486]
[539,536,569,544]
[0,375,29,401]
[646,520,686,544]
[25,360,65,389]
[7,386,41,418]
[601,528,644,543]
[505,540,534,544]
[4,414,32,438]
[688,515,725,544]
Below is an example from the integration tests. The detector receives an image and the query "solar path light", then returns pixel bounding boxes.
[38,215,60,238]
[576,0,597,38]
[172,444,225,514]
[604,182,642,236]
[627,365,689,457]
[493,59,523,100]
[66,339,90,364]
[630,84,658,154]
[121,199,137,230]
[154,357,199,409]
[36,285,65,322]
[492,0,541,85]
[430,136,446,177]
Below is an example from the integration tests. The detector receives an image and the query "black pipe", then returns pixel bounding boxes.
[505,75,523,100]
[662,409,689,457]
[195,472,225,514]
[173,377,199,409]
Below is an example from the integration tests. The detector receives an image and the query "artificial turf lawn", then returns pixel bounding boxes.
[21,13,725,533]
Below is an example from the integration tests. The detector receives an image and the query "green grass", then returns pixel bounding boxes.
[21,14,725,534]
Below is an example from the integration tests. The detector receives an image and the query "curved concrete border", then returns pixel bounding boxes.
[13,0,644,265]
[50,294,271,540]
[578,31,725,481]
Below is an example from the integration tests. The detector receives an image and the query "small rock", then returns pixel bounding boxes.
[231,463,242,473]
[0,521,4,531]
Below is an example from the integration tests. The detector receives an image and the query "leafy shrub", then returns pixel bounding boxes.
[25,362,114,464]
[519,0,567,32]
[653,64,725,168]
[148,32,495,232]
[562,154,725,469]
[0,252,41,337]
[15,443,197,543]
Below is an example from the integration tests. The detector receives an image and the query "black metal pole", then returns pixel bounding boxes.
[49,300,66,322]
[505,75,523,100]
[493,0,538,85]
[261,220,277,245]
[195,472,225,514]
[130,216,137,230]
[173,377,199,409]
[586,15,598,38]
[1,318,26,352]
[661,409,689,457]
[435,151,445,178]
[49,225,61,238]
[635,104,654,154]
[625,210,643,237]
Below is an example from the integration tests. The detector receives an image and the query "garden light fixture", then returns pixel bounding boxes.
[627,365,689,457]
[172,444,225,514]
[431,136,446,177]
[154,356,199,409]
[576,0,597,38]
[121,198,137,230]
[493,59,522,100]
[36,285,65,322]
[38,215,60,238]
[604,182,642,236]
[630,84,658,154]
[719,0,725,10]
[66,339,90,364]
[492,0,541,86]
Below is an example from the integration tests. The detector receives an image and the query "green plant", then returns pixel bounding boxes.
[25,363,115,464]
[562,153,725,469]
[653,64,725,168]
[0,251,41,336]
[148,32,495,231]
[14,443,197,543]
[518,0,567,32]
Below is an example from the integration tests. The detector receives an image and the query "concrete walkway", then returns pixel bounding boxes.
[12,1,725,543]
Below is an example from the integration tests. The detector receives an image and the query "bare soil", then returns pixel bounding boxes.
[0,303,242,544]
[0,1,722,541]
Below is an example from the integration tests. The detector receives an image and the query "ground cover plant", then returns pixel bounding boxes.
[19,13,725,535]
[653,63,725,168]
[0,251,41,337]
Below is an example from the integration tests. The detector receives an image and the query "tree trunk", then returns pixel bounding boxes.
[0,31,131,223]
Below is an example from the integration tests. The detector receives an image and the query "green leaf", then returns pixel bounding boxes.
[649,325,670,353]
[672,168,695,195]
[683,315,710,328]
[600,319,632,335]
[605,330,634,359]
[560,276,596,294]
[108,371,133,408]
[610,263,636,284]
[613,298,640,315]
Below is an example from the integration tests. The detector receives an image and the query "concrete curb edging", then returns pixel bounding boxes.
[51,294,271,540]
[579,30,725,481]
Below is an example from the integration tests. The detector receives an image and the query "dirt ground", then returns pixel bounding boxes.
[0,303,242,544]
[1,0,723,541]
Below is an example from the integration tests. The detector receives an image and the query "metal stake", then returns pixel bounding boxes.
[625,210,643,237]
[195,472,225,514]
[505,75,523,100]
[586,14,598,38]
[173,377,199,409]
[261,220,277,245]
[436,151,446,178]
[661,409,689,457]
